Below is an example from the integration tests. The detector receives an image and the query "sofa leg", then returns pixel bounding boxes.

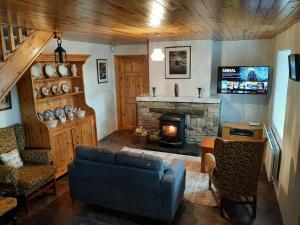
[208,180,212,191]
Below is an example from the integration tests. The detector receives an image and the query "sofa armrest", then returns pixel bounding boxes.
[161,159,186,220]
[20,149,52,165]
[205,153,216,175]
[0,164,18,186]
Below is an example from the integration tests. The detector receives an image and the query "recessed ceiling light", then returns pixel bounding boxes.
[149,2,164,27]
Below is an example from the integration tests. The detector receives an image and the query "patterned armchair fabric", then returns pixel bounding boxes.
[206,137,266,198]
[0,124,56,197]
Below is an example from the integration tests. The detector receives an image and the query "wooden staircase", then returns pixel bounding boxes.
[0,24,53,101]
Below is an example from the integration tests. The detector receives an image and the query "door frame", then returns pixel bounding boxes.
[114,55,149,130]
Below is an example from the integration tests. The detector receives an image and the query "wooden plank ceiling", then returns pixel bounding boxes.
[0,0,300,44]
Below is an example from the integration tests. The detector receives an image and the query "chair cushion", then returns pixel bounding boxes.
[0,149,23,168]
[0,126,18,154]
[17,164,56,196]
[116,151,163,172]
[0,197,17,216]
[75,146,115,164]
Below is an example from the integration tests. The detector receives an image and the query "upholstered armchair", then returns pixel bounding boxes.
[0,124,56,213]
[205,137,266,217]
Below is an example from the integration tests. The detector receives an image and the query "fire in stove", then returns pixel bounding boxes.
[159,114,185,148]
[163,125,178,137]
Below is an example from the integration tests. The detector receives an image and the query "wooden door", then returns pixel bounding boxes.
[115,55,149,130]
[50,130,74,177]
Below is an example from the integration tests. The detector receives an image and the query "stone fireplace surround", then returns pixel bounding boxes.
[136,96,221,144]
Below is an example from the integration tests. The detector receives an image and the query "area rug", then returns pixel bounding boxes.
[184,171,218,207]
[121,147,218,207]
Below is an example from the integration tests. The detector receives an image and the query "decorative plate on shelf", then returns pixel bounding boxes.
[43,110,54,121]
[37,113,44,121]
[61,83,70,93]
[54,107,66,120]
[31,63,42,80]
[64,105,74,114]
[44,64,57,78]
[51,84,61,95]
[57,64,69,77]
[41,86,50,96]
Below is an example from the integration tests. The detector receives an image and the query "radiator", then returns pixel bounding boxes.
[264,126,281,183]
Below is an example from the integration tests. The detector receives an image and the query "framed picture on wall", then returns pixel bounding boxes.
[0,92,12,111]
[97,59,108,83]
[165,46,191,79]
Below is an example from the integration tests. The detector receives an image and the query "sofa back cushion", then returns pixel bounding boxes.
[75,146,115,164]
[115,151,163,172]
[0,127,18,154]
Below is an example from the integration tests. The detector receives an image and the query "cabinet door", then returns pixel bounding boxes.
[71,125,83,149]
[51,130,74,177]
[81,117,97,147]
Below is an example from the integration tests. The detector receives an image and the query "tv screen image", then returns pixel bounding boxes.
[217,66,270,94]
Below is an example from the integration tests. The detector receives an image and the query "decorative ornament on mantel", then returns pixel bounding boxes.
[152,87,156,97]
[151,48,165,61]
[197,87,202,98]
[54,33,67,63]
[174,83,179,97]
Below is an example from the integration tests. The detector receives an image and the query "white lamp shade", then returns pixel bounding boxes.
[151,48,165,61]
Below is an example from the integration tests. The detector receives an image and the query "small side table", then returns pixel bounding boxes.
[200,137,215,173]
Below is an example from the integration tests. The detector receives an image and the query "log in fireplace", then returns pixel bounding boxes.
[159,114,185,148]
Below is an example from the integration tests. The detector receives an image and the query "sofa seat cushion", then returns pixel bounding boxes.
[75,146,115,164]
[0,197,17,216]
[116,151,163,172]
[17,164,56,196]
[0,126,18,154]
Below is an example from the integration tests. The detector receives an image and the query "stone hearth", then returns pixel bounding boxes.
[136,96,221,144]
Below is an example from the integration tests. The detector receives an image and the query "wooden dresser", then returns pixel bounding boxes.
[222,122,263,141]
[17,54,97,177]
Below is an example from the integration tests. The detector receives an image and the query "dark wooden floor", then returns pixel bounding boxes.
[10,131,283,225]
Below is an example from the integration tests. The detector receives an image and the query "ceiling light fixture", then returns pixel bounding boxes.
[151,48,165,61]
[149,2,164,27]
[54,33,67,63]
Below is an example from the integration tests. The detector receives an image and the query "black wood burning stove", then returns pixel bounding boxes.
[159,114,185,148]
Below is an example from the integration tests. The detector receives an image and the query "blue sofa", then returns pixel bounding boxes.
[68,146,186,222]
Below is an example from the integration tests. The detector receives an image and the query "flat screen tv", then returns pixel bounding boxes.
[217,66,270,95]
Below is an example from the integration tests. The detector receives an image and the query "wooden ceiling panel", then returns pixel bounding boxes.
[0,0,300,44]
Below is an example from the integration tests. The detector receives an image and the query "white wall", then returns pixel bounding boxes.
[43,39,117,140]
[149,40,214,97]
[270,22,300,225]
[0,86,21,128]
[219,39,274,123]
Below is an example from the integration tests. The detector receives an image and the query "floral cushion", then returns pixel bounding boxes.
[0,149,23,168]
[0,127,18,154]
[17,164,56,196]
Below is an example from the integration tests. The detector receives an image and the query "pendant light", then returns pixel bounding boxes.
[54,36,67,63]
[151,48,165,61]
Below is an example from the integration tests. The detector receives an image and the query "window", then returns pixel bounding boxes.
[271,50,290,144]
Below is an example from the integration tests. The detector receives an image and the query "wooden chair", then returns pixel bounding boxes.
[205,137,266,217]
[0,124,56,213]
